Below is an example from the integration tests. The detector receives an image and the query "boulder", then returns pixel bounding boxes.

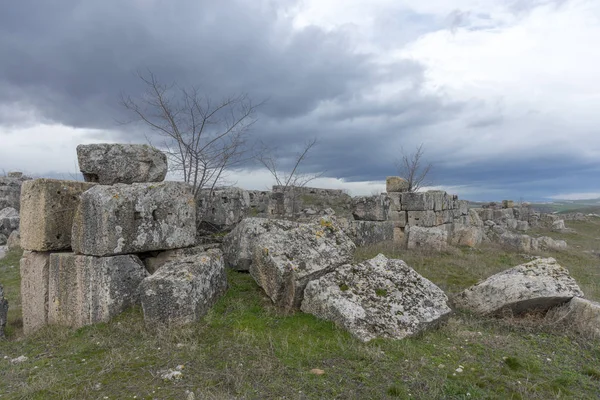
[76,143,168,184]
[406,226,448,251]
[0,173,31,211]
[20,179,96,251]
[451,225,484,247]
[454,257,583,315]
[139,249,227,327]
[468,209,484,227]
[346,221,394,247]
[534,236,568,251]
[142,243,221,274]
[249,217,355,310]
[48,253,148,328]
[6,230,20,251]
[386,176,409,193]
[516,220,529,232]
[546,297,600,339]
[72,182,196,256]
[0,284,7,339]
[498,232,532,252]
[20,251,51,335]
[301,254,451,342]
[197,187,251,233]
[551,220,566,231]
[0,207,19,243]
[351,195,389,221]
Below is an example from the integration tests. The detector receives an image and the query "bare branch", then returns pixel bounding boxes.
[395,143,433,192]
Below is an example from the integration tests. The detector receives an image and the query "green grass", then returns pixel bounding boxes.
[1,219,599,399]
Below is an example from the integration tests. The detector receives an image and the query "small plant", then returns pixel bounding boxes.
[503,356,523,371]
[387,385,406,397]
[583,367,600,380]
[375,288,387,297]
[339,283,349,292]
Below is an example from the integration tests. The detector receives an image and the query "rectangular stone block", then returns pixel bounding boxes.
[20,179,96,251]
[401,192,434,211]
[348,221,394,246]
[407,210,436,227]
[72,182,196,256]
[435,210,454,226]
[389,210,407,228]
[48,253,148,328]
[429,191,451,211]
[387,192,402,211]
[352,195,389,221]
[20,251,51,335]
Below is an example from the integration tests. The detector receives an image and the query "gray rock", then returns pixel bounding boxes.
[6,230,20,251]
[0,207,19,244]
[534,236,568,251]
[0,284,7,339]
[407,210,437,227]
[0,234,6,246]
[77,143,168,184]
[516,220,529,232]
[0,246,6,260]
[389,210,407,228]
[386,176,409,193]
[301,254,451,342]
[250,217,356,310]
[48,253,148,328]
[139,249,227,327]
[406,226,448,251]
[401,192,434,211]
[351,195,389,221]
[20,251,51,335]
[498,232,532,252]
[0,173,31,211]
[454,257,583,315]
[545,297,600,339]
[222,218,300,271]
[20,179,96,251]
[451,225,484,247]
[72,182,196,256]
[142,244,221,274]
[345,220,394,246]
[197,187,251,233]
[551,220,566,231]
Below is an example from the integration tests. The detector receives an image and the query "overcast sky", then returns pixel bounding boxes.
[1,0,599,201]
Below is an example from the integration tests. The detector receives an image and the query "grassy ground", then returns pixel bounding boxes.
[0,219,599,399]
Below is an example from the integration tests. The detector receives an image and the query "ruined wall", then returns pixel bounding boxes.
[0,172,31,211]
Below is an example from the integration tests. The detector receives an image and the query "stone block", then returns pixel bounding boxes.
[387,192,402,211]
[401,192,434,211]
[389,210,407,228]
[386,176,409,193]
[20,179,96,251]
[351,195,389,221]
[407,210,436,227]
[435,210,454,226]
[48,253,147,328]
[72,182,196,256]
[77,143,168,185]
[142,243,220,274]
[406,226,448,251]
[20,251,51,335]
[347,221,394,246]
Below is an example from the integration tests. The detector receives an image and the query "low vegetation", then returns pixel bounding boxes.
[1,219,599,399]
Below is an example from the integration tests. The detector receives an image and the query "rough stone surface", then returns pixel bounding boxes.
[48,253,148,328]
[197,187,251,233]
[546,297,600,339]
[351,195,389,221]
[301,254,452,342]
[0,207,19,244]
[142,244,221,274]
[77,143,168,185]
[346,221,394,247]
[451,226,484,247]
[407,210,436,227]
[498,232,533,252]
[552,220,566,231]
[454,258,583,315]
[139,249,227,327]
[389,210,407,228]
[20,251,51,335]
[401,192,434,211]
[0,284,7,339]
[6,230,20,251]
[0,174,31,211]
[534,236,568,251]
[406,226,448,251]
[72,182,196,256]
[20,179,96,251]
[249,217,356,310]
[386,176,409,193]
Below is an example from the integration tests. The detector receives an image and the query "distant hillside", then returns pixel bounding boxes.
[467,198,600,215]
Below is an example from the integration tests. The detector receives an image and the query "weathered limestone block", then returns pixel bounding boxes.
[250,217,355,310]
[139,249,227,327]
[72,182,196,256]
[406,226,448,251]
[346,221,394,246]
[516,220,529,232]
[301,254,451,342]
[498,232,532,252]
[77,143,168,184]
[351,195,389,221]
[386,176,409,193]
[6,230,20,251]
[20,251,51,335]
[407,210,436,227]
[0,207,19,244]
[534,236,568,251]
[546,297,600,339]
[455,200,469,216]
[435,210,454,226]
[389,210,407,228]
[429,191,452,211]
[474,208,494,222]
[401,192,434,211]
[493,208,515,222]
[468,209,484,227]
[20,179,96,251]
[197,187,251,233]
[506,218,518,230]
[451,226,484,247]
[223,218,299,271]
[48,253,148,328]
[142,243,220,274]
[454,258,583,315]
[0,173,31,211]
[387,192,402,211]
[0,284,7,338]
[552,220,566,231]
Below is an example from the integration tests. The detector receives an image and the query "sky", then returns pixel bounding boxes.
[1,0,599,201]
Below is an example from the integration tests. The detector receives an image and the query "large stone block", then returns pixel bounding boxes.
[407,210,437,227]
[450,225,484,248]
[139,249,227,327]
[72,182,196,256]
[454,258,583,315]
[301,254,451,342]
[20,251,51,335]
[401,192,434,211]
[406,226,448,251]
[77,143,168,185]
[197,187,251,233]
[429,191,451,212]
[389,210,407,228]
[351,195,389,221]
[20,179,96,251]
[346,221,394,246]
[386,176,409,193]
[387,192,402,211]
[0,207,19,243]
[48,253,147,328]
[0,173,31,211]
[546,297,600,339]
[435,210,454,226]
[142,243,220,274]
[0,284,7,339]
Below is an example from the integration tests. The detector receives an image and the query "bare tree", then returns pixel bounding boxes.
[395,143,433,192]
[120,70,259,198]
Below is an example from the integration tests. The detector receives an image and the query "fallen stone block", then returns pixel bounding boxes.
[20,179,96,251]
[48,253,148,328]
[451,225,484,247]
[139,249,227,327]
[0,174,31,211]
[6,230,20,251]
[250,217,355,310]
[20,251,51,335]
[346,221,394,247]
[498,232,532,252]
[0,284,7,339]
[546,297,600,339]
[386,176,409,193]
[407,226,448,251]
[72,182,196,256]
[77,143,168,184]
[197,187,251,233]
[516,220,529,232]
[351,195,389,221]
[454,257,583,315]
[301,254,451,342]
[0,207,19,243]
[552,220,566,231]
[142,243,221,274]
[534,236,568,251]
